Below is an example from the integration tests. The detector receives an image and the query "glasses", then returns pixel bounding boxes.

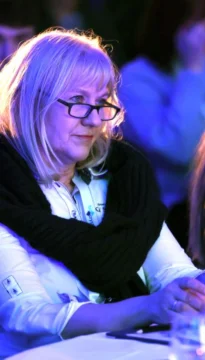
[57,98,121,121]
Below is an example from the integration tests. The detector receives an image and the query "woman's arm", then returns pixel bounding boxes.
[1,223,205,341]
[0,223,158,338]
[0,224,87,338]
[63,277,205,337]
[62,297,152,338]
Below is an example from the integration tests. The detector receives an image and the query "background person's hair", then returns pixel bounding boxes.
[0,28,123,185]
[189,133,205,267]
[136,0,205,72]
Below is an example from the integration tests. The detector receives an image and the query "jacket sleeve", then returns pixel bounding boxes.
[143,222,204,293]
[0,223,87,338]
[119,64,205,165]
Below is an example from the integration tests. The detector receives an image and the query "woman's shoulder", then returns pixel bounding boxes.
[110,138,144,155]
[107,139,152,170]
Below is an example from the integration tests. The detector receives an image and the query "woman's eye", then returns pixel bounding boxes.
[98,99,109,105]
[70,95,84,103]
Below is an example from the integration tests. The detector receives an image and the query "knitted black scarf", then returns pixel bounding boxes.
[0,136,167,301]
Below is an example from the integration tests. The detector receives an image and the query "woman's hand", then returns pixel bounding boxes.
[148,277,205,324]
[175,22,205,71]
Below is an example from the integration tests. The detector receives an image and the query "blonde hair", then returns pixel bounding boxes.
[0,28,123,185]
[189,133,205,266]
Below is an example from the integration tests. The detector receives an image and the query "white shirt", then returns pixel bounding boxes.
[0,172,203,358]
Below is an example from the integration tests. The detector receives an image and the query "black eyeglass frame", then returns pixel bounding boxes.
[57,98,121,121]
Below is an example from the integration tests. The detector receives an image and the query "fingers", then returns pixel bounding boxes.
[165,277,205,314]
[177,277,205,296]
[165,303,198,326]
[151,277,205,325]
[170,299,198,314]
[173,287,205,312]
[170,296,203,314]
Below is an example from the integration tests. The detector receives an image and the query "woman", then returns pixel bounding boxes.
[0,28,205,358]
[118,0,205,249]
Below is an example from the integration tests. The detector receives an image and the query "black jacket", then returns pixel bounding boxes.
[0,136,167,301]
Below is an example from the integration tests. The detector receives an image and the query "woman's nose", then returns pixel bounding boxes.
[82,108,102,127]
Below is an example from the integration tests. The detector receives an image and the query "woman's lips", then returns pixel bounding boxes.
[74,134,93,138]
[72,135,94,141]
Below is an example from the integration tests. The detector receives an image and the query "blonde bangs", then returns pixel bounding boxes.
[62,43,117,98]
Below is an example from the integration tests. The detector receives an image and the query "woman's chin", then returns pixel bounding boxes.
[65,151,90,166]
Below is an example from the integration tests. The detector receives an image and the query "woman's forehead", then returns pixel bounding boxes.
[61,84,110,99]
[60,78,111,98]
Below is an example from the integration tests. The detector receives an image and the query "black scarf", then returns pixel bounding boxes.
[0,136,167,301]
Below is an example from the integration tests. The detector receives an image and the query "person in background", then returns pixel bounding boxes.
[189,132,205,267]
[1,28,205,358]
[0,0,51,67]
[118,0,205,250]
[48,0,86,30]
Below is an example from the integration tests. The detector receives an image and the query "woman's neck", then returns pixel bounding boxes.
[57,165,76,193]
